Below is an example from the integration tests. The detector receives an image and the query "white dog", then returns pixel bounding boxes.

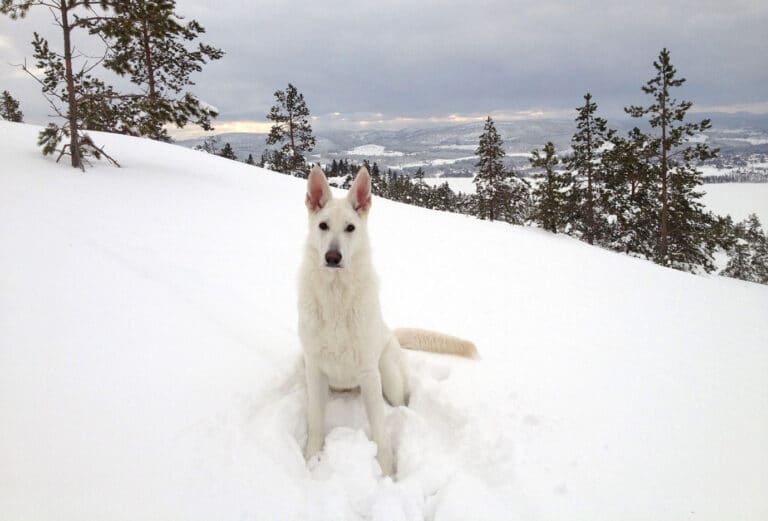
[298,165,477,475]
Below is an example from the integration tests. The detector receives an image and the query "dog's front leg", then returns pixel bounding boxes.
[359,368,394,475]
[304,358,328,459]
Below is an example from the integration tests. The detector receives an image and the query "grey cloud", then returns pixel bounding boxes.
[2,0,766,128]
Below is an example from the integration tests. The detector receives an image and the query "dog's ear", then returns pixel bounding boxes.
[347,167,372,213]
[306,165,332,211]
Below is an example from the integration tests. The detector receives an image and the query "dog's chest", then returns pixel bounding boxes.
[300,281,382,384]
[309,309,369,386]
[310,297,365,355]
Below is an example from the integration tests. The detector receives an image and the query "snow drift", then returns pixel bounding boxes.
[1,121,767,521]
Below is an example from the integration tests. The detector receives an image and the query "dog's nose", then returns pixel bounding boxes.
[325,250,342,267]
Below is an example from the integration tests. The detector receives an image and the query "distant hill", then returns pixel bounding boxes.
[176,112,768,176]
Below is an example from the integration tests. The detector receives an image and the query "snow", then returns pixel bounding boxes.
[727,137,768,145]
[1,121,768,521]
[435,144,476,151]
[396,156,476,169]
[422,176,477,194]
[698,165,725,177]
[686,133,709,143]
[347,144,404,157]
[701,183,768,223]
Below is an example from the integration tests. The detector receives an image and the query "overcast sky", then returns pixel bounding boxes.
[1,0,766,137]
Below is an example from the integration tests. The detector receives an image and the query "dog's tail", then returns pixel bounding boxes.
[394,328,479,359]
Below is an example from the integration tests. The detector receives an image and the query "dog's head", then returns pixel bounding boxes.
[305,165,372,270]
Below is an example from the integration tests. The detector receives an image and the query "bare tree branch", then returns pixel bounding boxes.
[90,141,121,167]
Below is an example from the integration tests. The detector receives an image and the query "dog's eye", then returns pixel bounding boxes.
[319,222,329,231]
[345,224,355,233]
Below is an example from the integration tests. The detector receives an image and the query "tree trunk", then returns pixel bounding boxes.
[585,122,594,244]
[660,89,669,262]
[488,159,495,221]
[142,18,156,99]
[548,170,556,233]
[288,110,297,173]
[60,3,80,169]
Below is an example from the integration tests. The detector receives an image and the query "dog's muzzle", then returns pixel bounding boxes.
[325,250,342,268]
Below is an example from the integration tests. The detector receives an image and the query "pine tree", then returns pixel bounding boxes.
[723,214,768,284]
[454,191,475,216]
[194,134,219,154]
[97,0,223,141]
[245,153,255,165]
[341,171,354,189]
[1,1,121,169]
[386,171,413,203]
[529,142,571,233]
[411,167,430,207]
[218,142,237,160]
[370,162,385,195]
[506,174,533,224]
[473,117,507,221]
[626,48,719,271]
[472,116,530,224]
[748,215,768,284]
[722,240,753,282]
[388,170,400,200]
[430,182,456,212]
[567,93,613,244]
[0,90,23,121]
[258,149,269,168]
[601,127,659,256]
[265,83,316,177]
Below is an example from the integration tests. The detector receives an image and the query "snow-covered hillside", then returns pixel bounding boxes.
[347,144,405,157]
[1,121,767,521]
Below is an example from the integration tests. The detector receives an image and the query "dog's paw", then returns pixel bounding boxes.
[305,435,325,460]
[376,444,394,476]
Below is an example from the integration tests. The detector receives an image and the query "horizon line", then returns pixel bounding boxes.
[168,102,768,140]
